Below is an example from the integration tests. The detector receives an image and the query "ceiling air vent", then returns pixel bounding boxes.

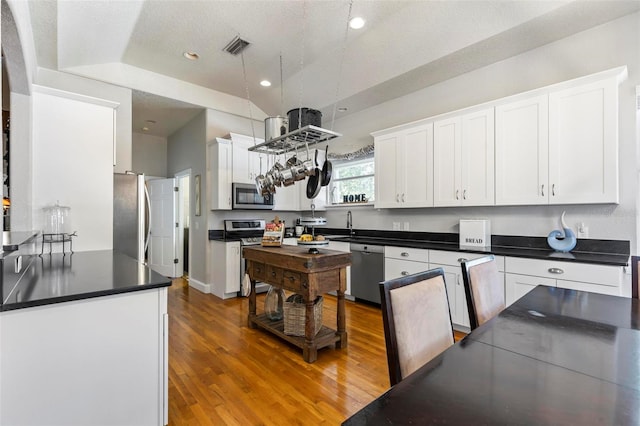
[223,36,250,55]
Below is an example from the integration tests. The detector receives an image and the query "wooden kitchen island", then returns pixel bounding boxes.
[243,245,351,363]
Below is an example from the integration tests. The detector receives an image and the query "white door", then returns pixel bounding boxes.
[148,178,178,277]
[461,108,494,206]
[374,132,400,208]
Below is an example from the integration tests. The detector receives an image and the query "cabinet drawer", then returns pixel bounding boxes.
[250,262,266,281]
[429,250,504,271]
[282,270,303,292]
[385,246,429,262]
[266,265,284,285]
[385,258,430,281]
[505,257,622,287]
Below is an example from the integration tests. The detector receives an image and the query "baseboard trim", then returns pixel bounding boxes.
[188,278,210,294]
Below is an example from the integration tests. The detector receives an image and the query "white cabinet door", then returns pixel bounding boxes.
[430,263,470,329]
[505,273,555,306]
[434,108,494,207]
[374,124,433,208]
[433,117,461,207]
[208,139,232,210]
[495,95,549,205]
[230,133,265,185]
[210,240,240,299]
[374,132,401,208]
[399,124,434,207]
[273,184,300,211]
[548,78,618,204]
[461,108,494,206]
[225,242,241,293]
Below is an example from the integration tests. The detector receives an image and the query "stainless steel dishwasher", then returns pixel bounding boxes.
[350,243,384,305]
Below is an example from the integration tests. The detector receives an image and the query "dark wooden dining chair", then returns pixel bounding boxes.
[461,255,505,330]
[379,268,455,386]
[631,256,639,299]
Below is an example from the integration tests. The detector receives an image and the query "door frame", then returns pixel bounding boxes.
[175,168,191,280]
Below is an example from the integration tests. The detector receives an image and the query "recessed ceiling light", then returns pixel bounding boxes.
[338,107,348,112]
[183,51,199,60]
[260,80,272,87]
[349,17,366,30]
[145,120,157,124]
[142,127,149,132]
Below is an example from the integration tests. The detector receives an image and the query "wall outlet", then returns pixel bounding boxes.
[403,222,410,231]
[577,222,588,238]
[393,222,401,230]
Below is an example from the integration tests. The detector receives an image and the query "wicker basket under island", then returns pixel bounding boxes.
[284,294,323,337]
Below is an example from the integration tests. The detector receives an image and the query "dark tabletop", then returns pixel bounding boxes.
[1,250,172,311]
[343,286,640,425]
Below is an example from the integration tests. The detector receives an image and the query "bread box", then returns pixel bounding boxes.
[459,219,491,248]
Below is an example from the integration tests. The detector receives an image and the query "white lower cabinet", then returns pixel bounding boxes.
[0,288,168,425]
[429,250,505,330]
[504,257,625,306]
[384,246,430,280]
[210,240,241,299]
[327,240,352,296]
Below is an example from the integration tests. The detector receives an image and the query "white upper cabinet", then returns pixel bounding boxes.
[374,123,433,208]
[373,66,624,209]
[496,74,620,206]
[548,78,618,204]
[273,183,300,211]
[230,133,264,185]
[208,138,232,210]
[495,94,549,205]
[434,108,494,207]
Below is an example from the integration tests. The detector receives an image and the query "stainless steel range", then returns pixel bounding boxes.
[224,219,269,296]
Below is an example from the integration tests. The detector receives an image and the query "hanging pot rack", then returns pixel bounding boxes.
[247,125,341,155]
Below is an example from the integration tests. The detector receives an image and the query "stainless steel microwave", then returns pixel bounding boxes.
[232,183,274,210]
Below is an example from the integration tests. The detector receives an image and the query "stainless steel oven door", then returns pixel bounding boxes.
[240,248,270,296]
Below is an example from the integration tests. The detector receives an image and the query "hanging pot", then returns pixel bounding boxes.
[264,116,288,140]
[287,108,322,131]
[306,150,322,199]
[320,147,332,186]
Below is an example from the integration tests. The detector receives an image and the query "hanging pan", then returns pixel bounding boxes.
[306,149,322,199]
[320,146,332,186]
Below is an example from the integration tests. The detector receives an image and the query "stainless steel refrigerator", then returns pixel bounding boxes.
[113,173,149,263]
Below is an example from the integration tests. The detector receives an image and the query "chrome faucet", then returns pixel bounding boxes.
[347,210,354,236]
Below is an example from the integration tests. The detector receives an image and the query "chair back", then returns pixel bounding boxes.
[631,256,639,299]
[379,268,455,386]
[461,255,505,330]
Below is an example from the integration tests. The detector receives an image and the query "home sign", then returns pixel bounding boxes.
[343,194,367,203]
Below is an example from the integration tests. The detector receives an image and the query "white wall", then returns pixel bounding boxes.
[35,68,132,173]
[132,132,167,177]
[32,90,114,251]
[167,111,207,285]
[324,12,640,251]
[8,92,32,231]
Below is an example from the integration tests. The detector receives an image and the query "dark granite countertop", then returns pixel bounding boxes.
[1,250,172,312]
[209,227,629,267]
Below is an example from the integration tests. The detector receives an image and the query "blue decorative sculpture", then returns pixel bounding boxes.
[547,211,577,252]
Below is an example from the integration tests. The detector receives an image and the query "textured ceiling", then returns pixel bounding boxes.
[23,0,640,137]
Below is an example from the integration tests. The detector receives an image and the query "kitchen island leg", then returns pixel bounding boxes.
[336,267,348,348]
[304,298,318,363]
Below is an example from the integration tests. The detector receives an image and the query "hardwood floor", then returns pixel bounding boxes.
[167,277,465,425]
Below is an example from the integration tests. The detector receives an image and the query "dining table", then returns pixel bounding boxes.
[343,285,640,425]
